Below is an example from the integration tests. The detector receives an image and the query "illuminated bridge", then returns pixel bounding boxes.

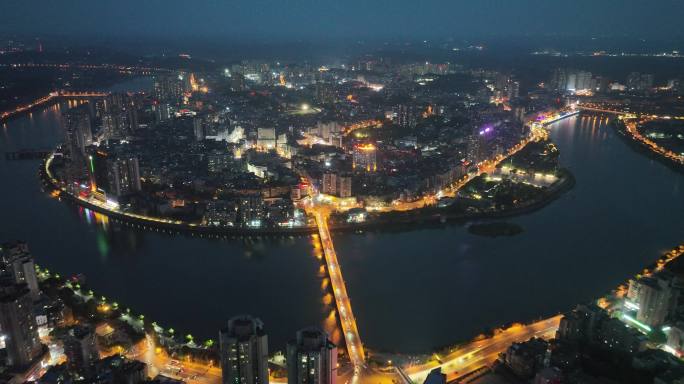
[576,105,630,115]
[313,211,366,373]
[1,91,110,121]
[57,91,110,98]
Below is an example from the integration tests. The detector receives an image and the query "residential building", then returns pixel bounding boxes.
[352,144,377,172]
[321,172,337,196]
[636,276,674,327]
[219,316,269,384]
[63,325,99,371]
[337,173,352,198]
[0,284,42,367]
[64,104,93,159]
[0,241,40,300]
[503,338,548,379]
[287,328,337,384]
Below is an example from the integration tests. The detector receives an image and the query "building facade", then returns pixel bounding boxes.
[219,316,269,384]
[287,328,337,384]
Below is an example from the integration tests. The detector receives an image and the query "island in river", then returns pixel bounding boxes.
[467,222,524,237]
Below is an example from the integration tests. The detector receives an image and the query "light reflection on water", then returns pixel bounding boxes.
[334,115,684,353]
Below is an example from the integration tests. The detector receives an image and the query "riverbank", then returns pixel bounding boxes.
[37,238,684,381]
[329,168,575,233]
[40,156,319,237]
[41,153,575,237]
[612,119,684,174]
[402,241,684,382]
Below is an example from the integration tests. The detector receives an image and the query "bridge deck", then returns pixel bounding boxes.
[314,212,365,372]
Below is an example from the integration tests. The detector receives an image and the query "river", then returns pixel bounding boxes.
[1,81,683,354]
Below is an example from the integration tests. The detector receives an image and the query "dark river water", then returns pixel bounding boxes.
[1,79,683,354]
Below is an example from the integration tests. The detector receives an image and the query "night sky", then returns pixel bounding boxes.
[3,0,684,41]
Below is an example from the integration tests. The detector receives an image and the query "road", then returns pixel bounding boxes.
[404,315,562,383]
[313,211,366,373]
[127,334,222,384]
[623,118,684,165]
[577,104,684,165]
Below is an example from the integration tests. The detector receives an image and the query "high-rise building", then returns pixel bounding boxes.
[503,338,548,379]
[63,325,99,371]
[257,128,277,150]
[597,316,646,354]
[207,150,234,174]
[506,80,520,100]
[666,324,684,356]
[101,93,139,138]
[395,105,416,128]
[0,284,42,367]
[321,172,352,198]
[156,103,173,122]
[495,74,509,93]
[635,276,673,327]
[321,172,337,196]
[315,121,340,143]
[565,73,577,92]
[90,150,110,195]
[194,117,205,141]
[154,74,184,103]
[627,72,655,92]
[231,73,246,92]
[91,354,147,383]
[575,71,592,91]
[127,102,140,132]
[555,304,604,343]
[287,328,337,384]
[104,93,125,113]
[181,72,194,93]
[89,150,141,198]
[467,131,489,165]
[337,174,352,198]
[111,156,141,197]
[64,104,93,159]
[102,110,130,139]
[550,69,567,92]
[352,144,377,172]
[551,69,595,92]
[0,241,40,300]
[314,83,335,104]
[204,201,238,227]
[219,316,269,384]
[238,195,265,227]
